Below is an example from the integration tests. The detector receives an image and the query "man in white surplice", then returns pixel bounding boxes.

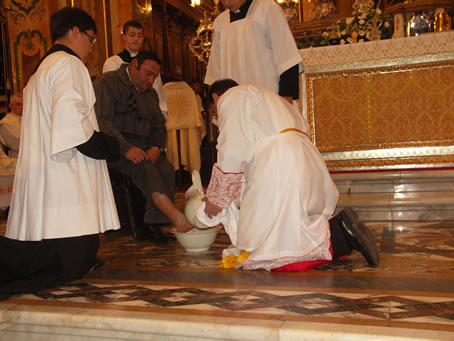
[200,80,379,271]
[0,7,120,300]
[205,0,302,103]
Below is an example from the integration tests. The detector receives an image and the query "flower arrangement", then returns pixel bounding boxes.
[322,2,390,45]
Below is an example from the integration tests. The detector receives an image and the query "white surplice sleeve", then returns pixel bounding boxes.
[265,2,302,75]
[204,12,226,85]
[49,56,95,162]
[206,87,255,208]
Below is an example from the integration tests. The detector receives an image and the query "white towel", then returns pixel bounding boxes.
[196,201,239,246]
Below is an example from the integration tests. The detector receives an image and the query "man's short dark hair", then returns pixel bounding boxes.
[134,50,162,68]
[122,20,144,35]
[208,79,239,103]
[50,7,97,44]
[189,78,202,86]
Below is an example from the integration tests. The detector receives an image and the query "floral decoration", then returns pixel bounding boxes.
[322,3,390,45]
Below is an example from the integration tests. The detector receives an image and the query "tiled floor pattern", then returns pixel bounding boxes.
[15,282,454,327]
[1,196,454,339]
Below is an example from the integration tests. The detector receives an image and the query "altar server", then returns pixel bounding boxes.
[204,0,302,103]
[201,79,379,271]
[0,7,120,300]
[103,19,167,118]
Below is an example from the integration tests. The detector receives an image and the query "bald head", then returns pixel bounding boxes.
[9,94,23,116]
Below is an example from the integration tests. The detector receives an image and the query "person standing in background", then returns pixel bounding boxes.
[204,0,302,104]
[103,20,168,118]
[189,79,206,117]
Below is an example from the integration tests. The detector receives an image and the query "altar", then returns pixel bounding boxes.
[299,31,454,171]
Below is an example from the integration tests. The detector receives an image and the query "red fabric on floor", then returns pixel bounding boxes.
[270,258,330,272]
[270,237,351,272]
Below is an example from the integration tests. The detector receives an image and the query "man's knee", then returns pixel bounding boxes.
[159,156,175,174]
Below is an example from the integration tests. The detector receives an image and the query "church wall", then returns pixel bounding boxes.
[0,0,207,94]
[168,20,183,79]
[79,0,108,78]
[0,0,113,92]
[149,4,206,83]
[151,12,164,63]
[1,0,52,93]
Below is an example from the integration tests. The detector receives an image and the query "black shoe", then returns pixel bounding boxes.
[137,225,174,243]
[338,207,379,266]
[89,258,105,272]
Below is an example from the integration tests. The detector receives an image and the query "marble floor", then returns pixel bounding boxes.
[1,194,454,340]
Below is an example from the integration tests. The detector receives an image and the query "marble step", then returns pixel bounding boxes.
[335,191,454,221]
[331,170,454,221]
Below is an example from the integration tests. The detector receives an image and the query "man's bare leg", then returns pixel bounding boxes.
[152,192,193,232]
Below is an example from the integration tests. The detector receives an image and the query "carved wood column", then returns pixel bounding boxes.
[180,23,185,80]
[162,0,170,76]
[335,0,353,18]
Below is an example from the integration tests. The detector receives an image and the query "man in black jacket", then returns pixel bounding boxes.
[94,51,193,241]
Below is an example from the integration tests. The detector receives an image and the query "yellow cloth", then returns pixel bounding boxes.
[219,251,250,269]
[164,81,206,172]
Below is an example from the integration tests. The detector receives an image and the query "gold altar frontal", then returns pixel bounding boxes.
[300,32,454,171]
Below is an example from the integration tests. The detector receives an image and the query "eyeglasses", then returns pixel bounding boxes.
[82,31,96,46]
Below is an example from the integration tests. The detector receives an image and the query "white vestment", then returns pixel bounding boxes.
[204,0,302,93]
[206,85,339,271]
[0,112,21,157]
[163,81,206,172]
[6,51,120,241]
[103,54,168,113]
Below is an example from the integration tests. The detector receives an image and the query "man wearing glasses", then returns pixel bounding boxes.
[83,30,96,45]
[0,7,121,300]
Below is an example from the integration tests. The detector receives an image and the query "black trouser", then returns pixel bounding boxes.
[110,154,175,225]
[0,234,99,300]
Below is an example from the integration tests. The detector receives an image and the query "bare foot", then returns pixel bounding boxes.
[151,192,194,233]
[175,214,194,233]
[177,223,194,232]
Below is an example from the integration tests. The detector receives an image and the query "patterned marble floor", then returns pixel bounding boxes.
[1,196,454,340]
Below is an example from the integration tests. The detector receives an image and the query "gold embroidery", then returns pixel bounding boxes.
[305,61,454,170]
